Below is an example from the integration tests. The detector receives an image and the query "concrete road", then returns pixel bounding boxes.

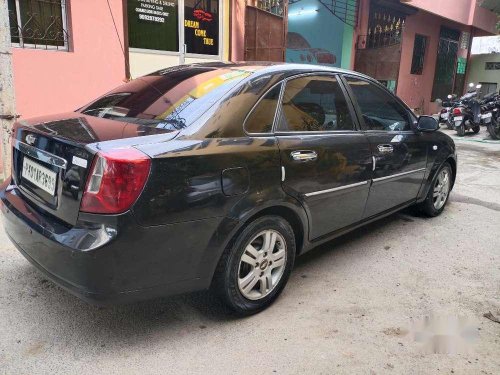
[1,128,499,374]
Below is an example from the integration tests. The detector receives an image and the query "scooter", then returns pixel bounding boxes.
[453,83,482,137]
[439,94,458,129]
[481,93,500,140]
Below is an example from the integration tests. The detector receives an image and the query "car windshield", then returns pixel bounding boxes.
[79,66,253,130]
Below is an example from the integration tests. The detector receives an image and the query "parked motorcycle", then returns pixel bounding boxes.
[439,94,458,129]
[480,92,500,140]
[453,83,482,137]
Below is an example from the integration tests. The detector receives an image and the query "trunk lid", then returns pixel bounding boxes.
[11,113,177,226]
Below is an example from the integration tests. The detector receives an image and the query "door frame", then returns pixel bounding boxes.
[272,72,364,135]
[270,72,373,240]
[338,73,428,217]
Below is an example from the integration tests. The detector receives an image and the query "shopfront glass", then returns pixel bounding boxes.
[127,0,220,59]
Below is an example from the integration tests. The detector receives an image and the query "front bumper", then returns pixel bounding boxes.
[0,181,225,305]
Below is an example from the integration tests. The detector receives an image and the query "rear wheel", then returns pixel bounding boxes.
[212,216,296,315]
[446,118,454,129]
[417,162,452,217]
[456,123,465,136]
[472,124,480,134]
[487,118,500,140]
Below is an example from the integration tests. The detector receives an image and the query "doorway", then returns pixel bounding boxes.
[431,27,460,101]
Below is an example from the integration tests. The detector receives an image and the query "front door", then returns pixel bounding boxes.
[276,74,372,240]
[431,27,460,100]
[343,76,427,218]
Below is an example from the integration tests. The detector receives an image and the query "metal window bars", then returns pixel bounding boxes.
[252,0,285,17]
[8,0,69,50]
[357,19,405,50]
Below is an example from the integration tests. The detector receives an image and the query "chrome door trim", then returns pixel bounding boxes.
[13,140,68,169]
[305,180,369,197]
[372,168,426,183]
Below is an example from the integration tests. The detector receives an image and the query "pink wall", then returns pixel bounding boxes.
[12,0,126,119]
[402,0,497,34]
[396,11,471,114]
[230,0,246,61]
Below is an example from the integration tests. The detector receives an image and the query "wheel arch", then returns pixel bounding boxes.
[446,156,457,188]
[203,201,309,288]
[227,203,308,257]
[419,152,457,202]
[236,205,306,255]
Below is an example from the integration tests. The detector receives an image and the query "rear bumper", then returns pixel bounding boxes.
[0,181,229,305]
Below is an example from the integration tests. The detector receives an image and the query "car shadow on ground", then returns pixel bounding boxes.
[4,207,425,345]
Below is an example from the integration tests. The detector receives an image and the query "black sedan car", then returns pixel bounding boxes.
[0,63,456,315]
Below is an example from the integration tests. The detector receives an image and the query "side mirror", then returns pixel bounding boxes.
[417,115,439,132]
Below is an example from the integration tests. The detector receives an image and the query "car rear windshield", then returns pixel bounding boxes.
[79,66,252,130]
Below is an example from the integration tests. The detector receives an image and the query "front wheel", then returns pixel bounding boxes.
[487,118,500,140]
[212,216,296,315]
[416,162,452,217]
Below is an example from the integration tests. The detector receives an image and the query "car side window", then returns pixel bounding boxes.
[244,83,282,134]
[278,75,354,132]
[344,76,411,131]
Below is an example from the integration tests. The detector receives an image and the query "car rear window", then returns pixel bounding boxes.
[79,67,252,130]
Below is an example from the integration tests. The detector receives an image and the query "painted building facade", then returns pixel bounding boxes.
[286,0,355,70]
[467,35,500,95]
[354,0,497,114]
[7,0,127,119]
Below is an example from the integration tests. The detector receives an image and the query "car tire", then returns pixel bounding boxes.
[457,123,465,136]
[417,162,452,217]
[212,215,296,316]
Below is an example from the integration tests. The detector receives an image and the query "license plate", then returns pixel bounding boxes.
[22,158,57,196]
[454,116,463,122]
[481,112,492,119]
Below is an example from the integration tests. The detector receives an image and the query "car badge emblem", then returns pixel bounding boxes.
[25,134,36,145]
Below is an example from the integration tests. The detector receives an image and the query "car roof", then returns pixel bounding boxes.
[150,61,375,82]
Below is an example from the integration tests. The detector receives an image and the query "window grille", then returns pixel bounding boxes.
[7,0,69,50]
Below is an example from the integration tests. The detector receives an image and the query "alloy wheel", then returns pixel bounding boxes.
[237,230,287,300]
[433,168,450,210]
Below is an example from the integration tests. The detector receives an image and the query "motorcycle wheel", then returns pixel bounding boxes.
[487,118,500,140]
[446,118,454,129]
[472,124,480,134]
[457,123,465,137]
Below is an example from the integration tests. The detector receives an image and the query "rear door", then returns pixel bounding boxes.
[275,74,372,240]
[342,75,427,218]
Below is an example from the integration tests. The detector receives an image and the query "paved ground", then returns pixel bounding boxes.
[1,127,499,375]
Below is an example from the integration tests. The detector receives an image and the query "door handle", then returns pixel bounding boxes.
[377,144,394,154]
[291,150,318,162]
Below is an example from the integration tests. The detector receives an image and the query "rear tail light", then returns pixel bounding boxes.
[80,148,151,214]
[440,109,447,113]
[453,108,463,115]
